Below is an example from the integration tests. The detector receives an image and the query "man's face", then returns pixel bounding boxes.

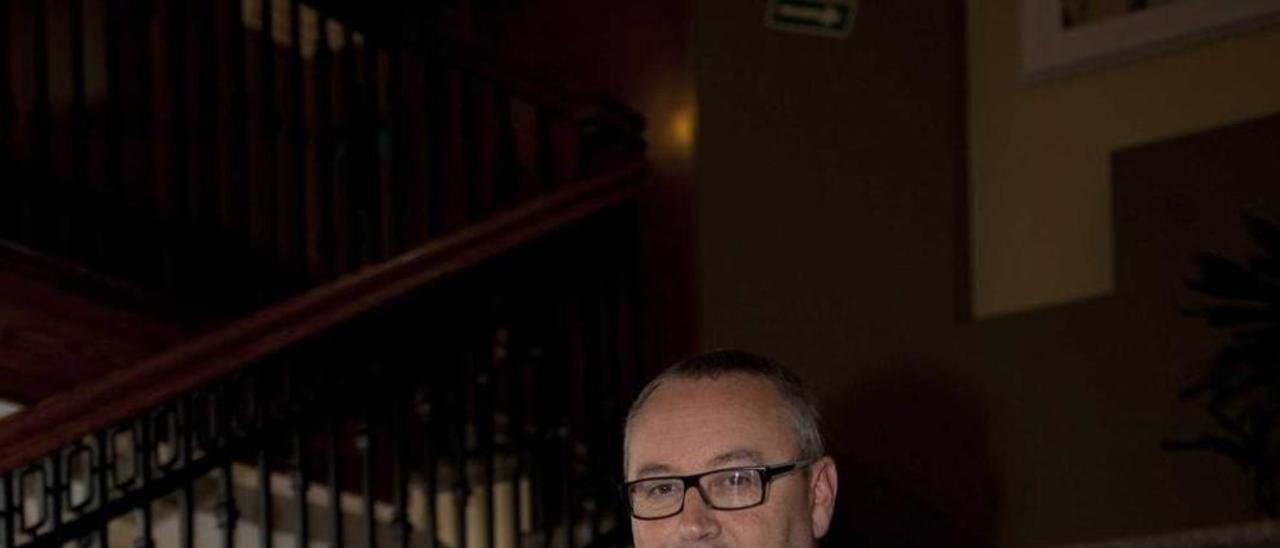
[624,374,836,548]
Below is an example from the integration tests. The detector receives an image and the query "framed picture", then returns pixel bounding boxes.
[1021,0,1280,80]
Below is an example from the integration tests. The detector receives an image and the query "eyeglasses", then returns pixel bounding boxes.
[622,459,814,520]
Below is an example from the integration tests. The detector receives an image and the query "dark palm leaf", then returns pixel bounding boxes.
[1171,214,1280,516]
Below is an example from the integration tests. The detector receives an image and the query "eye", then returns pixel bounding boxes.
[640,481,680,500]
[714,470,759,490]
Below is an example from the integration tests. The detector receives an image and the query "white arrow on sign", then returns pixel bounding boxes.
[776,3,842,27]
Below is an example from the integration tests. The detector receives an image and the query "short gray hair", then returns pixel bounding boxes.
[624,350,825,464]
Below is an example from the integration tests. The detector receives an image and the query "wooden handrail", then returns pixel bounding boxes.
[0,160,647,473]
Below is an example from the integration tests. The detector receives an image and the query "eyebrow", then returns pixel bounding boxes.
[631,448,766,480]
[633,463,674,478]
[705,448,765,468]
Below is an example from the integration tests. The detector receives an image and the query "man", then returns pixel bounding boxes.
[622,350,839,547]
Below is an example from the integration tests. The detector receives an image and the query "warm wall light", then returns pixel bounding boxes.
[669,103,697,155]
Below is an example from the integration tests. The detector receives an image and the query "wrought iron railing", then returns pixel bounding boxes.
[0,0,644,323]
[0,203,647,548]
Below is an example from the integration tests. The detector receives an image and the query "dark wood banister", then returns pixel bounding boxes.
[0,160,647,473]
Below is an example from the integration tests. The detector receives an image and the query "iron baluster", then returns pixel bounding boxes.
[48,450,63,535]
[561,298,580,548]
[477,368,495,548]
[133,0,158,285]
[0,0,12,239]
[313,13,335,281]
[357,418,375,548]
[507,343,527,548]
[416,395,438,548]
[160,0,190,290]
[390,393,411,548]
[217,381,241,548]
[248,0,278,272]
[26,0,50,244]
[179,400,195,548]
[385,33,407,252]
[336,22,361,265]
[558,424,574,548]
[292,428,309,548]
[258,366,279,548]
[289,0,308,281]
[184,0,216,224]
[0,0,9,155]
[277,0,305,281]
[327,418,344,548]
[67,0,88,259]
[1,473,13,548]
[93,431,109,548]
[217,458,238,548]
[134,420,154,548]
[258,443,274,548]
[213,0,246,240]
[99,0,124,269]
[452,358,471,548]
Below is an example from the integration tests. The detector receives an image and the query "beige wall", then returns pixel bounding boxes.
[696,1,1262,546]
[968,1,1280,318]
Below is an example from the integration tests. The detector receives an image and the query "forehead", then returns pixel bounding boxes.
[625,374,798,476]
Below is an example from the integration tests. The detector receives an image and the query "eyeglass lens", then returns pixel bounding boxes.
[628,468,765,518]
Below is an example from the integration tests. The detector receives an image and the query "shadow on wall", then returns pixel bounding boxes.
[822,366,1001,548]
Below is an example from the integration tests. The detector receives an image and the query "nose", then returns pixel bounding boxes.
[676,486,721,541]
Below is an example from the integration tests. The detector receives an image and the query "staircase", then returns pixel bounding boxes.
[0,0,650,546]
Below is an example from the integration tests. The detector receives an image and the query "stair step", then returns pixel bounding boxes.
[80,462,612,548]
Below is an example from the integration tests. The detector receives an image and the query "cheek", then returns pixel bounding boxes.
[630,519,670,547]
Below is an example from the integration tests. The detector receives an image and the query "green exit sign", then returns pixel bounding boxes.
[766,0,857,38]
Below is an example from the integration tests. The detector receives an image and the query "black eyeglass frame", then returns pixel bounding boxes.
[621,458,816,520]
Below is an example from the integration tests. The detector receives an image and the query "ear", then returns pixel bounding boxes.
[808,456,838,539]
